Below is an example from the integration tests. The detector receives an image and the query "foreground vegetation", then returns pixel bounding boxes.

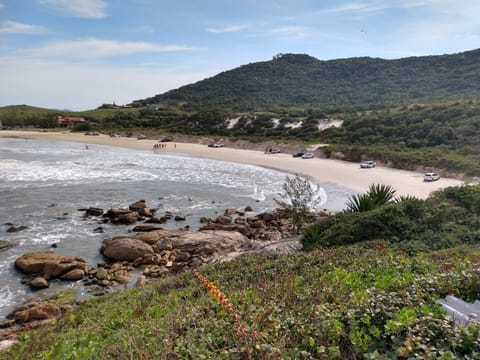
[5,245,480,359]
[5,185,480,359]
[303,184,480,254]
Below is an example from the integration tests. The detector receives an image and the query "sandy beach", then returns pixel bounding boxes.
[1,130,464,199]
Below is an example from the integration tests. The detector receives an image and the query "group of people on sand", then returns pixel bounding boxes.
[153,143,175,151]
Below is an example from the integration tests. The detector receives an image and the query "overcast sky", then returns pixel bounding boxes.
[1,0,479,110]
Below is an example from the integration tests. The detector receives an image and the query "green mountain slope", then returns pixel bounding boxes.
[140,49,480,111]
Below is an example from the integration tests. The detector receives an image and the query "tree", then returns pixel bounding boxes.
[275,174,321,233]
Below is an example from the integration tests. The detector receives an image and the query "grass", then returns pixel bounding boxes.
[5,243,480,359]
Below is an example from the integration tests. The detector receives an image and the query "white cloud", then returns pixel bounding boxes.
[319,0,430,15]
[0,57,213,110]
[39,0,107,19]
[205,24,249,33]
[0,21,49,35]
[21,38,197,59]
[270,26,309,38]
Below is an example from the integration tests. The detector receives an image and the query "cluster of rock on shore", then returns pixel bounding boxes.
[1,199,329,348]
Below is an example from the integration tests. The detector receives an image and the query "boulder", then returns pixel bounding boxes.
[95,267,108,280]
[244,205,253,212]
[61,268,85,280]
[215,215,232,224]
[140,208,153,217]
[104,208,131,220]
[129,200,146,211]
[15,252,88,282]
[145,216,167,224]
[85,207,103,216]
[115,212,138,225]
[224,208,238,216]
[30,277,49,289]
[101,237,154,261]
[132,225,163,232]
[11,301,61,323]
[174,215,186,221]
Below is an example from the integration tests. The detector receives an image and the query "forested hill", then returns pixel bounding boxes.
[139,49,480,112]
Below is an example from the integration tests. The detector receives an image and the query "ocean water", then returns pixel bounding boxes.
[0,136,353,319]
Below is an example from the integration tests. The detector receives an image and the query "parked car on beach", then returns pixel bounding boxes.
[265,148,281,154]
[424,172,440,182]
[208,142,224,148]
[158,137,172,142]
[302,153,314,159]
[292,152,305,158]
[360,160,376,168]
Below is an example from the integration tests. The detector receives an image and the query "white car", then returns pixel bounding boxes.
[424,172,440,182]
[360,160,376,168]
[302,153,314,159]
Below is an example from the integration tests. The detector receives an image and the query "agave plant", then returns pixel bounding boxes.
[346,184,397,212]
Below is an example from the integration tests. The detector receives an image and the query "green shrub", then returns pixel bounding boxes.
[346,184,397,212]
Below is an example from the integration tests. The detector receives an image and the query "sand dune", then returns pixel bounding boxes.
[1,130,464,198]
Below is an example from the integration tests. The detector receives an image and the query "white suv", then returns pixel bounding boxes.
[424,172,440,182]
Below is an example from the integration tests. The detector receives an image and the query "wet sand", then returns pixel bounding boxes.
[1,130,464,198]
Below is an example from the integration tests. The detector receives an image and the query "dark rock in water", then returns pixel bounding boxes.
[132,225,163,232]
[145,216,167,224]
[129,200,146,211]
[3,222,14,226]
[93,226,104,233]
[6,225,28,233]
[174,215,186,221]
[0,240,13,251]
[85,207,104,216]
[215,215,232,224]
[48,204,56,207]
[111,212,138,225]
[104,208,132,219]
[50,243,57,248]
[245,205,253,212]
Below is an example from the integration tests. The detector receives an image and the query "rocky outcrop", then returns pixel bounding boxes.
[0,300,68,350]
[14,252,88,287]
[102,237,154,261]
[101,229,252,276]
[83,262,133,294]
[198,210,296,242]
[9,301,62,323]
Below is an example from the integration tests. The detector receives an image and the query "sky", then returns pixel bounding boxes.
[0,0,479,111]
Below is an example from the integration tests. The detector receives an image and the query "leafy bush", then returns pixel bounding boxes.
[303,185,480,253]
[346,183,397,212]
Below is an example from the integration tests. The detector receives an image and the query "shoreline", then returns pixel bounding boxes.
[0,130,464,199]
